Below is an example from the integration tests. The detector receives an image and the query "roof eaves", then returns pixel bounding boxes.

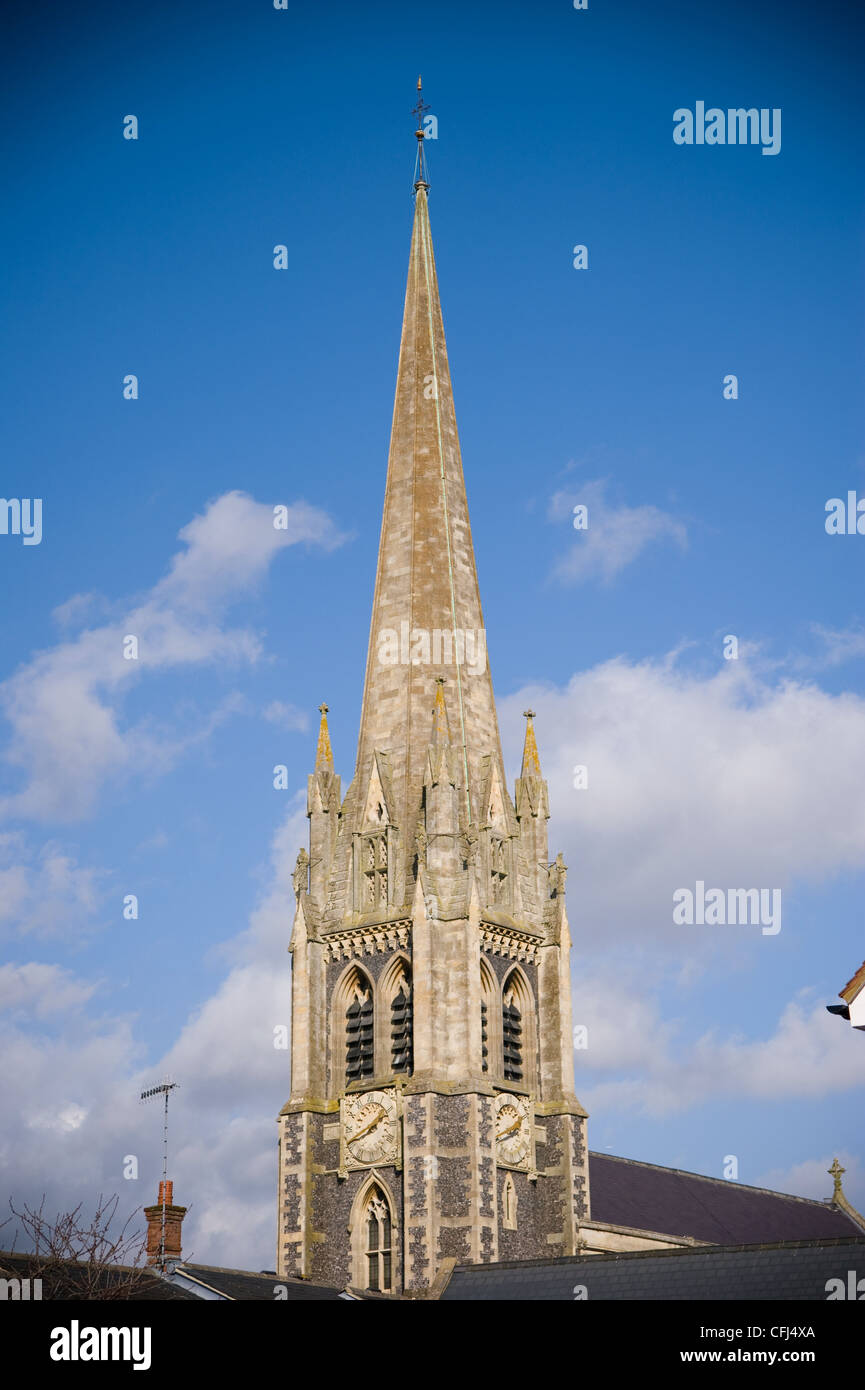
[450,1233,865,1276]
[840,959,865,1004]
[171,1268,233,1299]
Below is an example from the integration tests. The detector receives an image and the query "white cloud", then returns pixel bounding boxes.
[575,974,865,1118]
[154,492,344,612]
[0,799,308,1271]
[0,838,105,939]
[548,480,687,584]
[502,653,865,946]
[135,829,169,853]
[0,492,345,822]
[262,700,309,732]
[5,645,865,1269]
[0,963,97,1016]
[755,1153,865,1213]
[809,623,865,668]
[51,592,111,628]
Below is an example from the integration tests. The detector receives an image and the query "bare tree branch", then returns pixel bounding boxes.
[1,1194,150,1300]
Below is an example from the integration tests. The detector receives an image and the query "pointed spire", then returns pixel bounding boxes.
[431,678,450,745]
[315,703,333,772]
[521,709,542,779]
[352,99,504,839]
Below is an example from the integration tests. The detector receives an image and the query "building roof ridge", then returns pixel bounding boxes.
[588,1149,837,1208]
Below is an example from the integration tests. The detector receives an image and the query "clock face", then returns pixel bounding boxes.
[495,1093,531,1169]
[343,1089,399,1166]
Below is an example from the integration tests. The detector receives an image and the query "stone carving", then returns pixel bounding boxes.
[293,848,309,897]
[323,921,410,963]
[479,923,540,964]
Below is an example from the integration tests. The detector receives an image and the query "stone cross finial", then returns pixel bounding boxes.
[829,1156,846,1198]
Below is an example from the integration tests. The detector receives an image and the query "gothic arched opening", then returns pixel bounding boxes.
[350,1178,396,1293]
[501,966,536,1090]
[380,955,413,1077]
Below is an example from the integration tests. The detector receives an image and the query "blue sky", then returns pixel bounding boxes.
[1,0,863,1266]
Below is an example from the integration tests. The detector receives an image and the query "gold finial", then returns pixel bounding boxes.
[315,703,333,772]
[829,1157,846,1199]
[520,709,541,779]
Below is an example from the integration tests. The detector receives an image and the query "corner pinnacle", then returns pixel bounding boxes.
[520,708,542,779]
[315,702,333,772]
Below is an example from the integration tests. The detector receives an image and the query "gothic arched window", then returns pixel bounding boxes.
[391,984,413,1074]
[364,832,388,907]
[381,956,413,1077]
[480,958,497,1077]
[481,996,489,1073]
[502,976,524,1083]
[345,978,374,1082]
[500,967,536,1090]
[364,1187,392,1293]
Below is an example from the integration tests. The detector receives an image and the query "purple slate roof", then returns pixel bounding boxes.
[588,1151,863,1244]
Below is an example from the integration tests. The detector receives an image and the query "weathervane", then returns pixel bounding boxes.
[412,74,431,191]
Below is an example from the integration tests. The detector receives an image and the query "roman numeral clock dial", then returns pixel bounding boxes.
[495,1093,532,1169]
[341,1089,400,1169]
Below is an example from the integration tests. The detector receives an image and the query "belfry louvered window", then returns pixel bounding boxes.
[346,990,374,1081]
[390,985,413,1074]
[364,833,388,908]
[502,996,523,1082]
[481,1001,489,1073]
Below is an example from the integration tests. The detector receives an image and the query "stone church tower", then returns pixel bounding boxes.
[277,96,589,1294]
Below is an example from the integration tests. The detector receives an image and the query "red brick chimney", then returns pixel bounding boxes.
[143,1180,187,1267]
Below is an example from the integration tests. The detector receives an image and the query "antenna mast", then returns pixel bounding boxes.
[140,1079,179,1270]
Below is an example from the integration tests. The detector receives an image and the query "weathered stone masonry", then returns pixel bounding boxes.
[276,155,589,1294]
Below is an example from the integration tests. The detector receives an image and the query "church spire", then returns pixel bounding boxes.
[278,94,589,1293]
[351,85,504,848]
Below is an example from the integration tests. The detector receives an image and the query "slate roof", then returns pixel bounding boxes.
[0,1250,355,1301]
[0,1250,200,1301]
[440,1237,865,1301]
[588,1152,864,1243]
[174,1263,347,1301]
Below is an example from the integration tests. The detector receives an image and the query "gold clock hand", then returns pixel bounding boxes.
[496,1117,522,1141]
[350,1107,385,1143]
